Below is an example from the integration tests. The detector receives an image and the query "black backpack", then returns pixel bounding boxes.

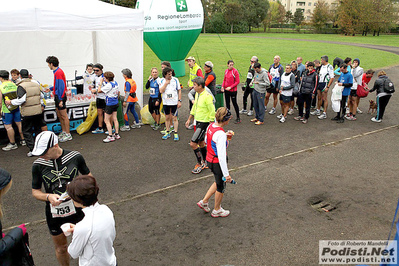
[383,78,395,93]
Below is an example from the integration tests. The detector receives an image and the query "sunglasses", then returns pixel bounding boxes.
[94,69,100,72]
[250,61,255,63]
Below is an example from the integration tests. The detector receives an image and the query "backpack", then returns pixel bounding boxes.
[267,72,274,89]
[383,78,395,93]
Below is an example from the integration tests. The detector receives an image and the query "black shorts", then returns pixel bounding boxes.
[279,95,291,103]
[350,90,358,97]
[207,162,226,193]
[105,104,119,115]
[317,82,327,91]
[45,203,84,236]
[96,98,106,110]
[148,97,161,115]
[266,87,279,94]
[55,96,67,110]
[191,122,209,143]
[164,105,177,115]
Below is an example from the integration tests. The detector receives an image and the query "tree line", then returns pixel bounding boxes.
[101,0,399,35]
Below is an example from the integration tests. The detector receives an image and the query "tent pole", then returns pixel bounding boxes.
[92,31,98,63]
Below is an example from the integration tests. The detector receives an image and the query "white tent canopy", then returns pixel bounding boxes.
[0,0,144,106]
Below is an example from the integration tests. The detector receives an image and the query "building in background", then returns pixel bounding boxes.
[271,0,338,21]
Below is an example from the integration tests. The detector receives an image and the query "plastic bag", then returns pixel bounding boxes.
[76,101,97,135]
[140,104,165,125]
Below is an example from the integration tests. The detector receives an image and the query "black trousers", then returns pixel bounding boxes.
[297,93,312,119]
[243,87,253,111]
[22,114,44,151]
[376,95,391,120]
[336,95,348,119]
[224,91,240,119]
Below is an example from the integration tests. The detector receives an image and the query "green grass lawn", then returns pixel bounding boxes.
[143,34,399,90]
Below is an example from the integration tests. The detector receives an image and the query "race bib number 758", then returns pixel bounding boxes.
[50,200,76,218]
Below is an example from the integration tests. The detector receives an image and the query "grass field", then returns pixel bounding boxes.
[143,33,399,90]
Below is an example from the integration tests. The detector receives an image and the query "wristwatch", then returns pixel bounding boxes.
[178,99,182,102]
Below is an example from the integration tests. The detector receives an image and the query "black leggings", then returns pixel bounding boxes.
[208,161,226,193]
[337,95,348,118]
[243,87,253,111]
[224,91,240,119]
[376,95,391,120]
[297,93,312,119]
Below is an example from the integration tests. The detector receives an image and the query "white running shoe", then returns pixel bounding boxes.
[371,117,381,123]
[103,135,115,143]
[287,109,294,115]
[211,207,230,218]
[27,151,33,157]
[247,110,254,116]
[2,143,18,151]
[276,114,283,119]
[131,122,141,129]
[318,113,327,120]
[357,107,363,114]
[268,108,276,115]
[120,125,131,131]
[239,109,248,114]
[197,200,210,213]
[279,116,286,123]
[310,110,320,116]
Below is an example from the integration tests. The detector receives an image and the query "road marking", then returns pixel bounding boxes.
[5,124,398,231]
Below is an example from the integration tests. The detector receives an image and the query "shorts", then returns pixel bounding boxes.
[2,108,22,125]
[96,98,106,110]
[163,105,177,115]
[290,95,296,101]
[266,87,279,94]
[45,203,84,236]
[148,97,161,115]
[207,162,226,193]
[105,104,119,115]
[55,96,67,110]
[350,90,358,97]
[317,82,327,91]
[279,94,291,103]
[191,122,209,143]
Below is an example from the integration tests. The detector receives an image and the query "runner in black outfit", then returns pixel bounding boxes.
[31,131,91,266]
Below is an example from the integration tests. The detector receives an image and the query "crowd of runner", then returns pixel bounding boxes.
[0,53,395,265]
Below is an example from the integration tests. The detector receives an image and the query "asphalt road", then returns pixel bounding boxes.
[1,43,398,266]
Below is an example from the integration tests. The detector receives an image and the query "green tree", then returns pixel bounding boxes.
[293,8,304,26]
[311,0,331,32]
[100,0,136,8]
[224,1,244,33]
[263,1,283,30]
[285,10,294,24]
[336,0,364,35]
[239,0,270,31]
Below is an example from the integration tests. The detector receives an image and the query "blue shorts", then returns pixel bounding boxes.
[2,108,21,125]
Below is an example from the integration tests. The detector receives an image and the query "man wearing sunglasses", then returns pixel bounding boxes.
[91,64,106,134]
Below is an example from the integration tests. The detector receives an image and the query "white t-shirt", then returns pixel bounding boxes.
[83,71,96,95]
[160,77,180,106]
[68,203,117,266]
[95,74,106,99]
[319,63,334,84]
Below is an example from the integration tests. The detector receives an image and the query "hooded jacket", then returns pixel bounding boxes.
[253,68,270,94]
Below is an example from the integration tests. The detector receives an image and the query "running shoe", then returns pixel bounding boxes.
[58,134,68,143]
[64,133,73,142]
[162,132,171,140]
[318,113,327,120]
[344,114,351,120]
[153,124,160,130]
[310,110,320,116]
[131,123,141,129]
[211,207,230,218]
[268,108,276,115]
[197,200,210,213]
[174,133,179,141]
[192,163,203,174]
[279,116,286,123]
[287,109,294,115]
[27,151,33,157]
[331,116,340,121]
[371,117,382,123]
[347,115,357,121]
[92,128,104,134]
[161,128,173,134]
[58,131,66,138]
[320,106,324,112]
[120,125,131,131]
[103,135,115,143]
[138,120,144,126]
[2,143,18,151]
[357,107,363,114]
[20,140,26,146]
[255,121,264,125]
[150,123,156,128]
[250,118,258,122]
[293,116,303,121]
[247,110,254,116]
[114,133,121,140]
[276,114,283,119]
[105,129,115,134]
[302,119,308,124]
[239,109,248,114]
[337,118,345,123]
[201,161,208,169]
[234,118,241,124]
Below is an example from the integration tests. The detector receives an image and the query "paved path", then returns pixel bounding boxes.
[2,38,399,265]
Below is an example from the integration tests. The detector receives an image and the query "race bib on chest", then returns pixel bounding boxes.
[150,88,156,95]
[167,94,173,99]
[50,200,76,218]
[247,72,253,79]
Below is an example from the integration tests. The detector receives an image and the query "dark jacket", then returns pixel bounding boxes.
[369,75,392,95]
[0,220,24,265]
[300,70,318,94]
